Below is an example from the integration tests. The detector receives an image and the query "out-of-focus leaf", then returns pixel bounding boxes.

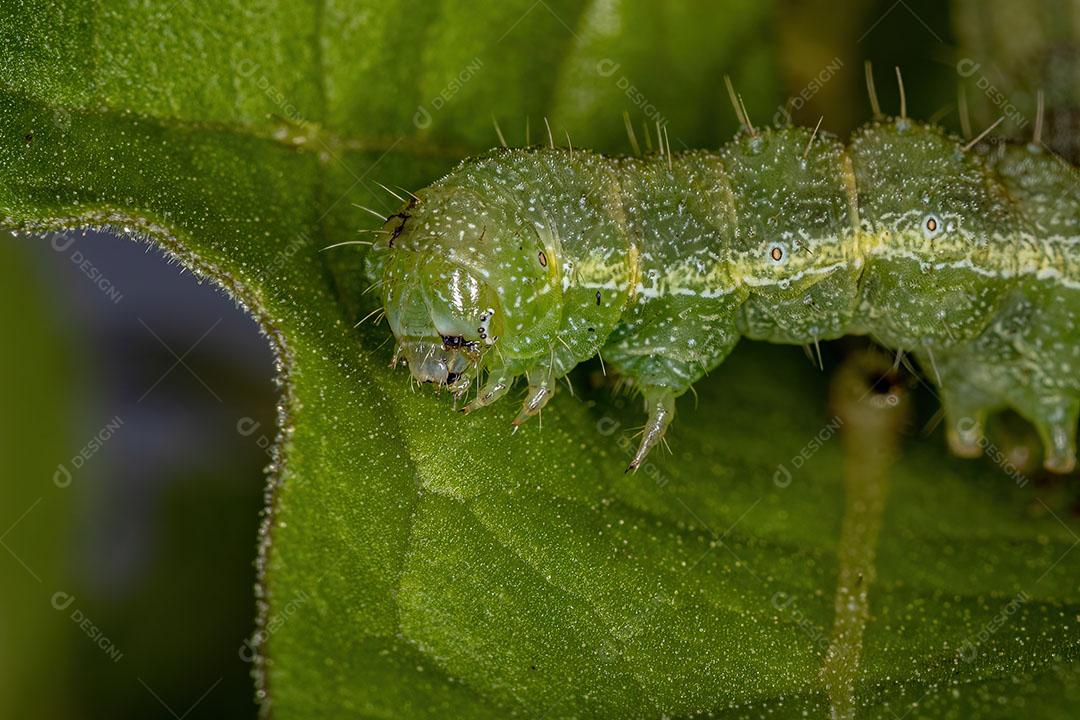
[953,0,1080,160]
[0,236,77,718]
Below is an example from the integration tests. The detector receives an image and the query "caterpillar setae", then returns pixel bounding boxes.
[364,77,1079,474]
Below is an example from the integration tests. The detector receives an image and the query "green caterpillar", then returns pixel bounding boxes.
[369,100,1079,474]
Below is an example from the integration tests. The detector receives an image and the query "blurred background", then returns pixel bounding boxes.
[2,229,274,717]
[1,0,1075,716]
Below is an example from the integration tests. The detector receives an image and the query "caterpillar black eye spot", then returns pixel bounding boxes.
[441,335,464,349]
[595,291,602,305]
[922,213,943,238]
[445,372,460,384]
[388,212,410,247]
[538,250,548,267]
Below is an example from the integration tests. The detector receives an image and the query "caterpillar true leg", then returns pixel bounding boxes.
[511,380,554,426]
[461,367,515,414]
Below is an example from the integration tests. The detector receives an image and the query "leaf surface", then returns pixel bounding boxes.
[1,2,1078,718]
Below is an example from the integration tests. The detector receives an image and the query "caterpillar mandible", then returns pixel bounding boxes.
[367,84,1080,474]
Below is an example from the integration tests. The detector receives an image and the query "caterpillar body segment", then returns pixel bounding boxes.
[929,143,1080,472]
[373,118,1080,473]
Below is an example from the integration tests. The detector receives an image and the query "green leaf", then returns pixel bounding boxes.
[2,2,1078,718]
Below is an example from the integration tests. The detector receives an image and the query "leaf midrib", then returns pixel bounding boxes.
[0,79,476,160]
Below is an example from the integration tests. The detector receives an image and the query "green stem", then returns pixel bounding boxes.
[821,351,910,720]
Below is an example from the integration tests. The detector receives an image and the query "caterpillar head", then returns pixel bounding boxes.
[379,165,562,392]
[381,225,503,393]
[382,248,499,393]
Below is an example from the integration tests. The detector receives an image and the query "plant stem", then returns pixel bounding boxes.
[821,351,910,720]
